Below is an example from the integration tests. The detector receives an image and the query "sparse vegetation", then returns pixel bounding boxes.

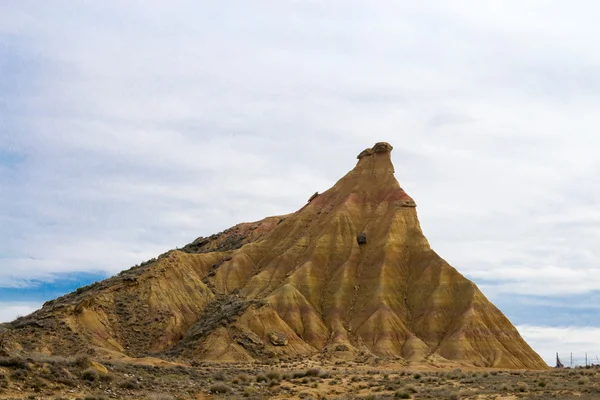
[209,383,232,394]
[394,389,411,398]
[80,368,100,382]
[0,353,598,399]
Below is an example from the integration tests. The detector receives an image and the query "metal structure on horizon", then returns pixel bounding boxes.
[555,352,600,368]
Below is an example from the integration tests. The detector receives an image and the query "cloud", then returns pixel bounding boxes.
[518,325,600,367]
[0,303,41,323]
[0,0,599,336]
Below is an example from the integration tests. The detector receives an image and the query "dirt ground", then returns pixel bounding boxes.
[0,355,598,399]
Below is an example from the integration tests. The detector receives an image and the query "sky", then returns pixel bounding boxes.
[1,1,600,366]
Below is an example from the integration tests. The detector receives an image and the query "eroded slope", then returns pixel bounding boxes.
[3,142,547,369]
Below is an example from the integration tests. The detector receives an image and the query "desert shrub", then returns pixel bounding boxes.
[579,377,590,385]
[74,354,92,369]
[517,382,528,392]
[256,373,268,383]
[10,368,28,380]
[213,370,226,381]
[81,368,99,382]
[538,381,547,387]
[0,356,27,369]
[305,368,321,377]
[448,393,460,400]
[0,373,8,388]
[405,385,418,393]
[235,373,251,383]
[209,383,231,394]
[120,378,139,389]
[394,390,411,398]
[266,370,281,381]
[413,373,422,380]
[100,372,113,383]
[292,370,306,379]
[319,370,331,378]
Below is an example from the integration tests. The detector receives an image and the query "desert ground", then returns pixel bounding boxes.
[0,355,597,400]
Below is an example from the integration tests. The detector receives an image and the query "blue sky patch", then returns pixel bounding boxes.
[0,271,109,304]
[490,291,600,328]
[0,150,26,167]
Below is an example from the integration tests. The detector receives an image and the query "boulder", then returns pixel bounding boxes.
[268,332,288,346]
[357,232,367,244]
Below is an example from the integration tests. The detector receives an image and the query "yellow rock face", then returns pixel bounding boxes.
[5,143,547,369]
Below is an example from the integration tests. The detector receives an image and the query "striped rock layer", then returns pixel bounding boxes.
[5,143,547,369]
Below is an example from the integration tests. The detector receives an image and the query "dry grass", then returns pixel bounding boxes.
[0,355,599,399]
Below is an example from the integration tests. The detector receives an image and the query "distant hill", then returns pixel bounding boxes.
[1,142,547,369]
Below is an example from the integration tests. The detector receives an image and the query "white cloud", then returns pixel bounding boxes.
[0,0,599,317]
[518,325,600,367]
[0,303,41,323]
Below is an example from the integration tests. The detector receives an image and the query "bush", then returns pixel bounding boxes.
[81,368,99,382]
[0,356,27,369]
[10,368,28,380]
[74,354,92,369]
[213,371,226,381]
[0,373,8,388]
[120,378,139,389]
[578,377,590,385]
[209,383,231,394]
[517,382,528,392]
[405,385,418,393]
[319,370,332,379]
[394,390,411,398]
[235,373,251,383]
[266,370,281,381]
[292,370,306,379]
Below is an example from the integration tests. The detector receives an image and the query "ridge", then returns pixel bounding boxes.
[2,143,547,370]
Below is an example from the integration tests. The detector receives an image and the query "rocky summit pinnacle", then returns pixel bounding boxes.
[3,143,547,369]
[357,141,394,159]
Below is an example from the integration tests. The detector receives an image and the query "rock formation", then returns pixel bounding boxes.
[1,142,547,369]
